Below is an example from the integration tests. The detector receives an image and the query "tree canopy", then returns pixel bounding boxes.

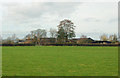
[57,19,76,43]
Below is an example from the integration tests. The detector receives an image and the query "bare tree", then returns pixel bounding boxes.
[30,31,34,39]
[100,34,108,41]
[49,28,57,38]
[27,29,47,45]
[25,34,31,40]
[118,35,120,42]
[11,34,16,41]
[108,34,118,42]
[81,35,87,38]
[109,35,114,41]
[36,29,47,38]
[113,34,118,42]
[6,36,12,44]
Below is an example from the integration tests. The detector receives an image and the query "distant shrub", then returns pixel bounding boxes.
[1,43,119,46]
[43,43,119,46]
[2,43,35,46]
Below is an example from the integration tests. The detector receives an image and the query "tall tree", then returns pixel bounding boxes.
[57,27,66,43]
[57,19,76,42]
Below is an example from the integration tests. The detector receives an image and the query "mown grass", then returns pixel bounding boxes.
[2,46,118,76]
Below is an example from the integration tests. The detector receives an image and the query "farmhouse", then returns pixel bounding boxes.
[70,38,94,44]
[15,37,114,45]
[77,38,94,44]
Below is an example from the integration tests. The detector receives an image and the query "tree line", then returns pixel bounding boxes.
[1,19,119,44]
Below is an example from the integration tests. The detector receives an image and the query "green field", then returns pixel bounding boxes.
[2,46,118,76]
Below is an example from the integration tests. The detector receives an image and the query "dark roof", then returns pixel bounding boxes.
[18,40,25,42]
[93,41,112,43]
[26,38,56,40]
[79,38,94,41]
[40,38,56,39]
[70,38,80,41]
[77,38,94,43]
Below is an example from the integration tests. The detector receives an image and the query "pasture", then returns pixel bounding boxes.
[2,46,118,76]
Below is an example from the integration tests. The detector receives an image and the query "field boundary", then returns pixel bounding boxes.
[1,43,120,46]
[1,76,119,78]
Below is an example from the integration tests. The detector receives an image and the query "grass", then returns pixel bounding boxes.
[2,46,118,76]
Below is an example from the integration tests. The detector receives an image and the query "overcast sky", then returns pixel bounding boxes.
[0,0,118,40]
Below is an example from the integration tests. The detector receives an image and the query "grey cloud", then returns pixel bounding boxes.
[11,2,82,18]
[84,18,100,22]
[2,2,117,40]
[3,2,82,26]
[108,18,117,23]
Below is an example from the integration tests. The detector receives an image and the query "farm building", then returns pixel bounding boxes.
[16,38,57,44]
[92,41,112,44]
[77,38,94,44]
[40,38,57,44]
[70,38,94,44]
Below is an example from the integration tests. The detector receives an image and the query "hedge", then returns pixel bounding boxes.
[1,44,35,46]
[44,43,119,46]
[0,43,119,46]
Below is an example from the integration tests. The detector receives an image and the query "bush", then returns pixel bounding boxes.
[1,43,119,46]
[43,43,119,46]
[1,43,35,46]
